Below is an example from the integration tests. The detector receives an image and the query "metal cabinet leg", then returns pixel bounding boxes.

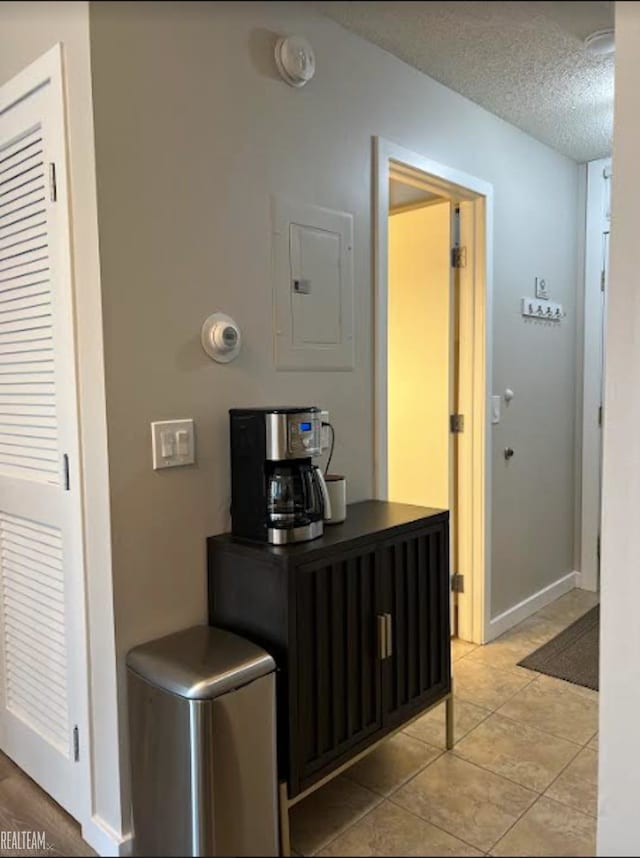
[445,687,455,750]
[279,781,291,857]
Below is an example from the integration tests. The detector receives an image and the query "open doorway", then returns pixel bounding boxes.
[387,189,455,626]
[374,138,492,645]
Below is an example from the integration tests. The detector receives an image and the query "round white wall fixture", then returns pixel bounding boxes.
[275,35,316,87]
[584,29,615,56]
[201,313,242,363]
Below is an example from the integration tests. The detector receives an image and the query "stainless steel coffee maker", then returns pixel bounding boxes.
[229,407,330,544]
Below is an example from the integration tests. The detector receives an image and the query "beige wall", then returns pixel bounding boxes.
[388,203,451,509]
[0,1,124,844]
[598,3,640,853]
[88,0,582,826]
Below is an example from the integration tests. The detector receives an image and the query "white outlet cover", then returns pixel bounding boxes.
[151,419,196,470]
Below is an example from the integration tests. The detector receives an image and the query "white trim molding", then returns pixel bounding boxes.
[486,572,578,642]
[82,817,133,858]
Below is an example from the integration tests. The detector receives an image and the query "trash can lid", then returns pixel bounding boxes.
[126,626,275,700]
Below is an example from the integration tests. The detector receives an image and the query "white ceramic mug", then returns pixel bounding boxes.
[325,475,347,524]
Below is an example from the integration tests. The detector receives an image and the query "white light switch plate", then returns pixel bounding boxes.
[151,419,196,470]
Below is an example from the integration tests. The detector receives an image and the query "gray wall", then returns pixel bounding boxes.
[88,0,581,811]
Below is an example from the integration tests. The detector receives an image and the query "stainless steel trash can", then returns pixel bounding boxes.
[127,625,279,857]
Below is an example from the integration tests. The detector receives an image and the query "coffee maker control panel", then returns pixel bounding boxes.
[265,410,321,460]
[288,417,321,457]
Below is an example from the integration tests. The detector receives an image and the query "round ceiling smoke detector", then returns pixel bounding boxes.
[584,29,615,56]
[275,35,316,87]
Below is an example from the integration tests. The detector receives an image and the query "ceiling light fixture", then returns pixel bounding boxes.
[584,29,615,56]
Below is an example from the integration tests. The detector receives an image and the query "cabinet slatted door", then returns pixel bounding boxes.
[295,548,381,790]
[381,523,451,728]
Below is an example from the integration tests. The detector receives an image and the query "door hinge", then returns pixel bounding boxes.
[451,246,467,269]
[597,534,601,569]
[450,413,465,434]
[601,269,606,292]
[598,405,603,427]
[62,454,70,491]
[73,725,79,762]
[49,162,57,203]
[451,573,465,594]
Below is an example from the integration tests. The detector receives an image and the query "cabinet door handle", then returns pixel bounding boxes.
[377,614,388,659]
[384,613,393,659]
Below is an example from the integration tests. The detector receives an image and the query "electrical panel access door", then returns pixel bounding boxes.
[272,196,355,371]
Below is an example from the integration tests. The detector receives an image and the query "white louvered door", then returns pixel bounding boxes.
[0,48,89,822]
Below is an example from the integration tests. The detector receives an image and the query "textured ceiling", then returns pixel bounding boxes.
[318,1,614,162]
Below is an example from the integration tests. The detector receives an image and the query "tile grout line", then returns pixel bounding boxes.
[388,752,541,854]
[304,785,385,857]
[385,790,491,855]
[312,600,598,856]
[485,707,595,750]
[345,743,445,801]
[488,791,547,855]
[541,740,598,817]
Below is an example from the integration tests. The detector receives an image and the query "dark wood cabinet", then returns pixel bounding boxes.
[208,501,450,799]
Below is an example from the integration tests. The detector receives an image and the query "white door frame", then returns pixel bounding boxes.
[374,137,493,644]
[580,157,611,593]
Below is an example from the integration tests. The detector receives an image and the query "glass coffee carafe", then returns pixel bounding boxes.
[266,462,329,531]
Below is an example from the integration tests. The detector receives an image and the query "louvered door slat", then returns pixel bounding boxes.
[0,382,56,398]
[0,368,55,383]
[3,564,64,600]
[0,403,55,418]
[0,326,51,345]
[4,644,66,698]
[0,422,56,439]
[0,188,46,217]
[3,616,66,668]
[0,166,44,199]
[2,527,62,558]
[6,670,68,727]
[0,290,51,314]
[0,133,42,169]
[0,201,47,231]
[0,128,41,164]
[5,685,67,750]
[1,517,63,548]
[0,508,70,754]
[0,230,47,256]
[0,433,57,452]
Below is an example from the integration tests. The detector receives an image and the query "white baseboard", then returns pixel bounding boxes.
[82,815,132,857]
[485,571,578,642]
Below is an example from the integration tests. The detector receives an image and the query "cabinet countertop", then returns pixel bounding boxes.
[208,500,448,561]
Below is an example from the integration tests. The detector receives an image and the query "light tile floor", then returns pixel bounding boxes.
[291,588,600,857]
[0,588,599,857]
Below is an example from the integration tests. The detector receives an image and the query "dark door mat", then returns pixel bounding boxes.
[517,605,599,691]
